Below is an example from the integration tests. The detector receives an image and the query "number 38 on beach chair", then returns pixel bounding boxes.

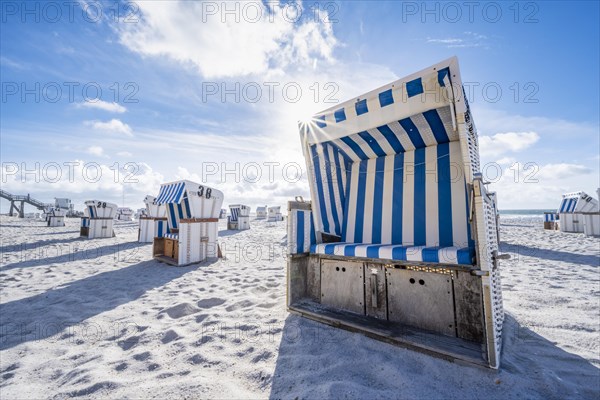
[152,180,224,266]
[287,57,508,368]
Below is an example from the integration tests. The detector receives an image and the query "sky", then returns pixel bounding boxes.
[1,0,599,213]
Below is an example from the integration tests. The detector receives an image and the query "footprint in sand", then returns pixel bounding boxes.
[196,298,226,309]
[161,329,182,344]
[159,303,201,319]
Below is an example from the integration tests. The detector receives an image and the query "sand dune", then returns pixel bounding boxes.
[0,216,598,399]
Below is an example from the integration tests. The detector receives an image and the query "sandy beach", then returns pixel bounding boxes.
[0,215,598,399]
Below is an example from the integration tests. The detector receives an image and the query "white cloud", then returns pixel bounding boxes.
[77,100,127,113]
[87,146,104,156]
[427,32,488,48]
[479,131,539,157]
[537,163,593,180]
[115,0,337,78]
[85,119,133,136]
[117,151,133,157]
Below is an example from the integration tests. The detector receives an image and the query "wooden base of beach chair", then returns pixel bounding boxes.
[288,254,494,368]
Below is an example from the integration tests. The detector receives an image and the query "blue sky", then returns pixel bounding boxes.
[1,0,599,211]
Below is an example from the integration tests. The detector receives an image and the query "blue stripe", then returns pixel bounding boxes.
[399,118,426,149]
[465,181,475,249]
[333,148,347,223]
[406,78,424,97]
[377,125,404,153]
[414,148,426,245]
[341,165,352,241]
[392,246,408,260]
[437,67,450,87]
[173,183,186,203]
[183,197,191,218]
[424,109,450,144]
[457,247,473,265]
[372,157,385,244]
[168,203,177,229]
[354,160,368,242]
[378,89,394,107]
[157,220,164,237]
[177,203,184,219]
[88,206,95,218]
[326,141,352,164]
[322,144,341,235]
[316,115,326,128]
[310,145,330,233]
[355,99,368,116]
[323,243,339,255]
[340,136,369,160]
[422,247,440,263]
[391,153,404,244]
[357,131,386,157]
[367,245,380,258]
[310,214,316,245]
[297,210,305,253]
[334,108,346,123]
[437,143,453,246]
[344,244,359,257]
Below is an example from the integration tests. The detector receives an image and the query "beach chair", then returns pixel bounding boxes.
[543,212,559,230]
[558,191,599,233]
[219,208,227,219]
[227,204,250,230]
[115,207,134,221]
[152,180,224,266]
[256,206,268,219]
[581,188,600,236]
[46,207,65,227]
[138,195,168,243]
[287,57,507,368]
[81,200,117,238]
[267,206,283,222]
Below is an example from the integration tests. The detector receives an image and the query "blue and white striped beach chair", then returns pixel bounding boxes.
[81,200,118,238]
[138,195,168,243]
[152,180,224,266]
[287,57,507,368]
[557,191,599,233]
[227,204,250,230]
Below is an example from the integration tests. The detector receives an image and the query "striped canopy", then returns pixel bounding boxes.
[558,191,599,214]
[155,181,187,205]
[300,57,476,256]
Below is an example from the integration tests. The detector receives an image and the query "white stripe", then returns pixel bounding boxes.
[362,158,376,243]
[425,146,439,246]
[381,155,395,244]
[354,244,369,257]
[438,247,459,264]
[402,151,415,245]
[304,211,311,252]
[344,162,360,241]
[317,144,335,234]
[377,244,395,259]
[327,145,344,234]
[438,107,458,141]
[367,127,396,156]
[331,139,362,162]
[450,142,468,246]
[387,120,415,151]
[406,246,425,261]
[411,113,437,146]
[351,133,378,159]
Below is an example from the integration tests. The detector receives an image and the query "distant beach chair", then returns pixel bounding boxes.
[558,191,599,233]
[115,207,134,221]
[543,212,559,230]
[152,180,224,266]
[287,57,507,368]
[47,207,66,227]
[81,200,117,238]
[256,206,267,219]
[219,208,227,219]
[138,195,167,243]
[227,204,250,230]
[581,188,600,237]
[267,206,283,222]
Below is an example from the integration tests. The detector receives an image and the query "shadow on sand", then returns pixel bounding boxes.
[269,313,599,399]
[0,259,206,350]
[501,242,600,268]
[0,241,148,272]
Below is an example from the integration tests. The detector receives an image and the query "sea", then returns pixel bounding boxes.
[498,209,554,219]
